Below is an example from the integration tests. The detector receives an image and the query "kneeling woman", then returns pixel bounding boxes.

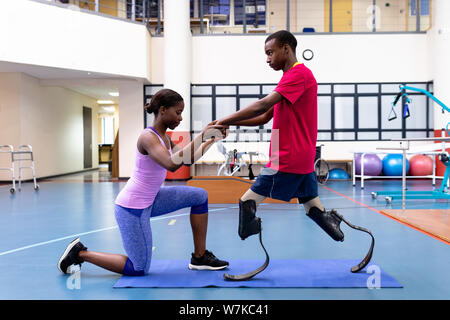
[58,89,228,276]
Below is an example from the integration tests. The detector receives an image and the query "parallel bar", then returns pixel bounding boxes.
[243,0,247,33]
[157,0,162,34]
[143,0,146,24]
[416,0,420,32]
[329,0,333,32]
[372,0,376,32]
[375,191,443,195]
[199,0,204,34]
[286,0,290,31]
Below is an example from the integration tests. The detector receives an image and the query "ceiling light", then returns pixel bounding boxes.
[109,92,119,97]
[97,100,114,104]
[102,106,115,113]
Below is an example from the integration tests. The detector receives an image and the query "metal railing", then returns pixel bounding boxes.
[41,0,431,35]
[45,0,150,24]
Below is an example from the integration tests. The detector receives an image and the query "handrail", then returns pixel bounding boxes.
[31,0,431,36]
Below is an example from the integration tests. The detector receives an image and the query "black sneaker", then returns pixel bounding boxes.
[57,238,88,274]
[188,250,229,270]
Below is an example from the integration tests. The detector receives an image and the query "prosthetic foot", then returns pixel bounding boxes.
[307,207,344,242]
[238,199,261,240]
[307,207,375,273]
[224,199,269,281]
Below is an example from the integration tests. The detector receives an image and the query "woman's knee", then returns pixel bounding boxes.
[190,187,208,214]
[122,258,146,276]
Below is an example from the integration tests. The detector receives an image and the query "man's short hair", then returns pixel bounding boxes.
[265,30,297,52]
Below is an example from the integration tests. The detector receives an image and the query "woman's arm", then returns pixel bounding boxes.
[139,131,181,172]
[140,125,224,172]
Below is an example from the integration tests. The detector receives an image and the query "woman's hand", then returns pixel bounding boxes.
[214,120,230,140]
[202,121,228,141]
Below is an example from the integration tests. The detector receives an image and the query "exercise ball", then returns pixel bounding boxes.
[355,153,382,176]
[382,154,409,176]
[329,168,350,180]
[409,154,433,176]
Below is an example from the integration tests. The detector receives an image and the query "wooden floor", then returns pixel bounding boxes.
[380,209,450,243]
[187,176,298,204]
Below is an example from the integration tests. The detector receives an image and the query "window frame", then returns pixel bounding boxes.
[143,81,434,142]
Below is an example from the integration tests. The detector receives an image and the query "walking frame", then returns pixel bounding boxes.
[0,144,39,194]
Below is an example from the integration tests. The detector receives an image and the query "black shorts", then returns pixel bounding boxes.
[250,167,318,203]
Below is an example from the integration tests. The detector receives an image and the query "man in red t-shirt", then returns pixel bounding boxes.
[217,30,344,242]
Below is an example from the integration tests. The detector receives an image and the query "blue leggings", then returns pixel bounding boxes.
[114,186,208,276]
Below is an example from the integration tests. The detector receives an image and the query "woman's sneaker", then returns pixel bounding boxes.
[57,238,88,274]
[188,250,229,270]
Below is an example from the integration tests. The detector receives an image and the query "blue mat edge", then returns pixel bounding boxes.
[113,259,403,289]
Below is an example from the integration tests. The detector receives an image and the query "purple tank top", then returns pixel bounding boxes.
[115,127,172,209]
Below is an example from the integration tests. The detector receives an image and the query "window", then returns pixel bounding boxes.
[144,82,433,142]
[102,117,115,145]
[143,85,164,128]
[234,0,266,26]
[189,0,266,28]
[202,0,231,25]
[148,0,160,18]
[127,0,142,19]
[410,0,430,16]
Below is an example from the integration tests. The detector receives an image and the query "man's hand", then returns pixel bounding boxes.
[201,121,228,142]
[215,120,230,139]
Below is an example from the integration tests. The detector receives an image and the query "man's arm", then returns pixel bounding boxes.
[217,91,282,126]
[232,106,274,126]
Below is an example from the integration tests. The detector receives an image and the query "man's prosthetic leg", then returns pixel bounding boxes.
[223,199,270,281]
[307,207,375,273]
[238,199,261,240]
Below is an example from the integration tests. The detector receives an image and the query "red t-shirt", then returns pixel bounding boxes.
[267,63,318,174]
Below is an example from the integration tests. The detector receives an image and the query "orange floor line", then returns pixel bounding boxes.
[321,185,450,246]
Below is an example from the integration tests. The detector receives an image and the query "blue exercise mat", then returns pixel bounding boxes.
[114,259,402,288]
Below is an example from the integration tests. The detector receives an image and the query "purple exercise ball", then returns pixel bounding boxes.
[355,153,382,176]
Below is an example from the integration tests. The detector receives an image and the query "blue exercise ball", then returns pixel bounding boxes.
[329,168,350,180]
[382,154,409,176]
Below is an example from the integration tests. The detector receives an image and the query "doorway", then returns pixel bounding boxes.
[83,106,93,169]
[324,0,353,32]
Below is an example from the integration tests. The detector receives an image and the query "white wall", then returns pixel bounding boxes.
[0,0,150,80]
[0,73,21,150]
[0,72,99,181]
[189,33,430,83]
[118,80,145,178]
[146,33,431,162]
[153,33,430,84]
[150,37,164,85]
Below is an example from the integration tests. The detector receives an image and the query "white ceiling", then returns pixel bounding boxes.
[0,60,145,104]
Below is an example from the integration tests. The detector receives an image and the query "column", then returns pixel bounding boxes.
[163,0,191,133]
